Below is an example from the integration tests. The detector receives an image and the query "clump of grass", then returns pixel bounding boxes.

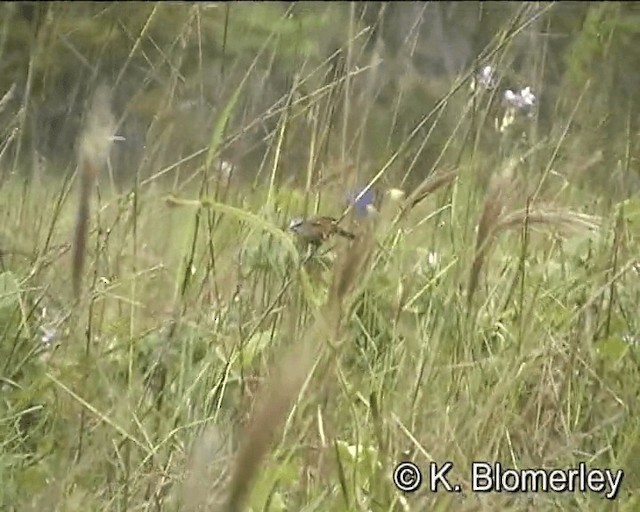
[466,145,603,307]
[219,227,370,511]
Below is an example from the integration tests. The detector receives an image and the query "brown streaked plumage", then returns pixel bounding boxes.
[288,216,355,247]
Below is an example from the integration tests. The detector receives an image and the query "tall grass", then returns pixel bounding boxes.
[0,3,639,512]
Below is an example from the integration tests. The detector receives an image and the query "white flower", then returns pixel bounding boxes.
[472,65,498,91]
[217,160,234,178]
[520,87,536,106]
[504,87,536,110]
[38,305,64,349]
[478,66,498,89]
[427,252,440,268]
[40,326,57,347]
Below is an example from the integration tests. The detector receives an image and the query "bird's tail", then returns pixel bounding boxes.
[336,227,355,240]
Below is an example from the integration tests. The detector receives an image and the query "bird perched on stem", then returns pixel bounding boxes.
[288,216,355,248]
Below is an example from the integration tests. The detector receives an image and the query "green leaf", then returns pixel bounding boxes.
[596,336,629,362]
[249,458,299,511]
[335,440,380,475]
[619,198,640,239]
[16,464,48,495]
[236,330,273,370]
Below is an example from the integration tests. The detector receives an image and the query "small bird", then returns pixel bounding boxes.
[288,216,355,248]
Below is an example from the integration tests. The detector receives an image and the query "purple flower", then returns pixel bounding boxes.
[346,186,375,216]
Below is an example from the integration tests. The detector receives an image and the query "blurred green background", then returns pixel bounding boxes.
[1,2,638,193]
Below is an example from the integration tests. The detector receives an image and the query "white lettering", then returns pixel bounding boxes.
[501,468,520,492]
[429,462,455,492]
[548,469,569,492]
[606,470,624,499]
[471,462,493,492]
[520,469,547,492]
[468,462,624,498]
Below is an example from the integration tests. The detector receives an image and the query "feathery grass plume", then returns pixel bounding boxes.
[181,427,231,511]
[72,86,116,298]
[496,207,601,234]
[468,195,601,307]
[221,322,318,512]
[467,168,512,306]
[328,223,376,324]
[398,167,458,219]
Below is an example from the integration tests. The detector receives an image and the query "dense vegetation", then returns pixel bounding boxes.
[1,2,639,511]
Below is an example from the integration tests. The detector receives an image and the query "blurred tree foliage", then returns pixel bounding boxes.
[562,3,640,181]
[0,2,638,190]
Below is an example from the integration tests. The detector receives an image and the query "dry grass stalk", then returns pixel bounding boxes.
[0,83,16,116]
[467,170,511,305]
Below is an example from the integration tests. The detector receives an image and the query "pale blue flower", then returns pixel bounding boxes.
[346,186,375,216]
